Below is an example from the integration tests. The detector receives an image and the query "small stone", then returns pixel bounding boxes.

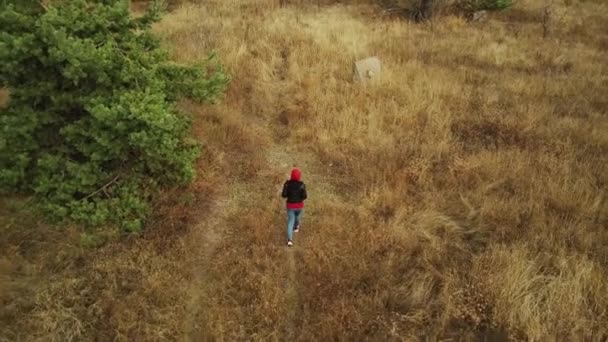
[354,57,381,81]
[473,10,488,22]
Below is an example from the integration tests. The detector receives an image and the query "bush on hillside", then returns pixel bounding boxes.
[0,0,228,231]
[388,0,511,21]
[410,0,441,21]
[460,0,512,11]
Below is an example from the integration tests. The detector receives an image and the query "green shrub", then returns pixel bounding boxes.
[460,0,512,11]
[0,0,228,231]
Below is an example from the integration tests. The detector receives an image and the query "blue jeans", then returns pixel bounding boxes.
[287,209,303,241]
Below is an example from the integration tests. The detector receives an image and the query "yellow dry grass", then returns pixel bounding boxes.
[1,0,607,340]
[156,0,608,339]
[0,88,8,108]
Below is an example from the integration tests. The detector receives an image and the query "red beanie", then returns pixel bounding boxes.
[290,168,301,181]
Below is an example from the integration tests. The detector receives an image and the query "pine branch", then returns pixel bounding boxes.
[81,175,120,201]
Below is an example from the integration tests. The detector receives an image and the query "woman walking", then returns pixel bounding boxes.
[281,168,307,247]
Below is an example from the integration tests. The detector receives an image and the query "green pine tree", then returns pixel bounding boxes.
[0,0,228,231]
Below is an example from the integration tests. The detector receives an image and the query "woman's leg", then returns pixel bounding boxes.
[287,209,296,241]
[294,209,303,229]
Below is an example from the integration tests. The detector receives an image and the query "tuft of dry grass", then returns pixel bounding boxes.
[474,245,608,339]
[0,88,8,108]
[2,0,607,340]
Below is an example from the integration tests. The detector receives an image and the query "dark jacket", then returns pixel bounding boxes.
[282,168,307,209]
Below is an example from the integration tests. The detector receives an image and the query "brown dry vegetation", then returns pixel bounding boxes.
[0,89,8,108]
[1,0,608,340]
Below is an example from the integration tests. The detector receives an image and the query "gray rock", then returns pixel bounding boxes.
[354,57,382,81]
[473,10,488,22]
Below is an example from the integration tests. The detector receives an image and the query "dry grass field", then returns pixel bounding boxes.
[1,0,607,340]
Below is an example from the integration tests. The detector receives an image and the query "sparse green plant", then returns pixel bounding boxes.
[460,0,513,12]
[409,0,454,21]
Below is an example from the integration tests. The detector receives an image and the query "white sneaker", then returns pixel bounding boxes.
[287,240,293,247]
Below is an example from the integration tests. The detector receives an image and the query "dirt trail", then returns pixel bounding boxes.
[182,145,323,340]
[284,234,299,339]
[183,30,338,340]
[180,176,242,341]
[183,185,242,341]
[266,146,309,339]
